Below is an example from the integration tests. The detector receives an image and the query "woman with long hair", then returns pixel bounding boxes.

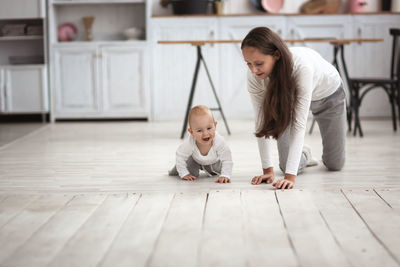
[241,27,346,189]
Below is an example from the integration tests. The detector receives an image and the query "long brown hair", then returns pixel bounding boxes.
[241,27,297,139]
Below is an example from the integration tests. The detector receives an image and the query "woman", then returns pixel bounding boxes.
[241,27,346,189]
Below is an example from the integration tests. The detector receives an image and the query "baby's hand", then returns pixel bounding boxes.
[216,176,231,183]
[183,174,198,181]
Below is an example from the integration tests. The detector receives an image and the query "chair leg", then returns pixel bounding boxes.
[390,100,397,131]
[347,105,352,132]
[352,84,363,137]
[397,85,400,125]
[390,88,397,131]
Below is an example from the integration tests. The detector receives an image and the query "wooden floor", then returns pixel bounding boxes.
[0,120,399,267]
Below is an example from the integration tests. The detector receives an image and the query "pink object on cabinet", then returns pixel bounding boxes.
[261,0,284,13]
[348,0,367,12]
[57,23,77,42]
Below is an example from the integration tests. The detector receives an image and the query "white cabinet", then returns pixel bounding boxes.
[0,0,44,19]
[0,0,48,118]
[151,18,219,120]
[0,65,48,113]
[53,43,147,119]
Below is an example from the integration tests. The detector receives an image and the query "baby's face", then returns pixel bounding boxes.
[189,114,217,145]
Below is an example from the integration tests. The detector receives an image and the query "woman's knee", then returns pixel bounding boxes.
[324,157,345,171]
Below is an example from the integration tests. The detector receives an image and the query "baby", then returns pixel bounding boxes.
[168,105,233,183]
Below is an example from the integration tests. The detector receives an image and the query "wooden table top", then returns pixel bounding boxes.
[157,38,384,46]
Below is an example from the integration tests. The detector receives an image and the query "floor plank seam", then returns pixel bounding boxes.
[274,191,302,267]
[196,192,210,267]
[144,193,176,267]
[96,193,142,267]
[239,191,252,267]
[317,209,354,267]
[340,189,400,265]
[372,189,393,209]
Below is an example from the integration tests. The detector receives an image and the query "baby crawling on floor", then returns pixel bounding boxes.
[168,105,233,183]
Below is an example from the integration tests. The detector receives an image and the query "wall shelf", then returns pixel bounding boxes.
[54,40,146,47]
[0,35,43,42]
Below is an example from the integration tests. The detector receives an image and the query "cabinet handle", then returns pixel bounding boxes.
[277,29,282,35]
[357,28,362,44]
[290,29,294,37]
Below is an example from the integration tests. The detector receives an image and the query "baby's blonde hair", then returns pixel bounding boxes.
[188,105,214,128]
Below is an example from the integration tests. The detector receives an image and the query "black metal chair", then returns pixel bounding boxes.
[349,28,400,137]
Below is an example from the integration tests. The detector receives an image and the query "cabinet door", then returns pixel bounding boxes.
[219,17,286,119]
[4,65,47,113]
[54,47,99,114]
[100,45,147,115]
[151,18,219,120]
[0,0,42,19]
[286,15,352,63]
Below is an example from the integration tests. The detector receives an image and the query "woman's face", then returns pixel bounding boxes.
[242,46,277,80]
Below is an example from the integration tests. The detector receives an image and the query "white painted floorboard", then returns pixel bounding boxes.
[47,194,138,267]
[0,120,399,266]
[2,194,106,267]
[0,194,71,263]
[199,190,247,267]
[312,190,398,267]
[241,190,298,267]
[99,193,173,267]
[147,192,206,267]
[276,190,351,267]
[343,189,400,265]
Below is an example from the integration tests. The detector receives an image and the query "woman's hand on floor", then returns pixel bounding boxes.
[183,174,198,181]
[272,174,296,190]
[251,173,275,185]
[216,176,231,183]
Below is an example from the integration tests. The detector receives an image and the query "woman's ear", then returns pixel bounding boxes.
[274,50,281,60]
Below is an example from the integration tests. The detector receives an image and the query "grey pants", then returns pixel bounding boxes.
[279,86,346,174]
[169,156,222,177]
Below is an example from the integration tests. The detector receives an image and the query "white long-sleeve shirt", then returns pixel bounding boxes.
[247,47,342,175]
[175,132,233,179]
